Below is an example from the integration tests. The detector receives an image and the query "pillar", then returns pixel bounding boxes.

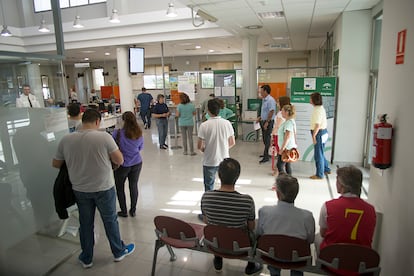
[241,36,258,114]
[116,47,134,112]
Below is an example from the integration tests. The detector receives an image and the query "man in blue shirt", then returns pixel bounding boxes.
[256,84,276,163]
[136,87,153,129]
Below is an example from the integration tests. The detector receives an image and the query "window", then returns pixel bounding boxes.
[41,75,50,99]
[201,73,213,89]
[92,68,104,90]
[143,65,169,89]
[34,0,106,12]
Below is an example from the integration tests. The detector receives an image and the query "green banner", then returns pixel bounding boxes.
[291,77,336,103]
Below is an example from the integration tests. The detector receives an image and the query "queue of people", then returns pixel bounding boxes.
[50,86,376,273]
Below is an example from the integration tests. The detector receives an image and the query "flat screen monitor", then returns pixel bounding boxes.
[129,47,145,73]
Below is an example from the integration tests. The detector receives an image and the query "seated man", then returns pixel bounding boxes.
[315,165,376,253]
[257,173,315,276]
[201,158,263,275]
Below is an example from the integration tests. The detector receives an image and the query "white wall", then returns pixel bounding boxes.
[368,0,414,274]
[333,10,372,163]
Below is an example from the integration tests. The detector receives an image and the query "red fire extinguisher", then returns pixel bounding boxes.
[372,114,392,169]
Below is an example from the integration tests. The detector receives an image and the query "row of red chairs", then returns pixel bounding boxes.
[151,215,381,276]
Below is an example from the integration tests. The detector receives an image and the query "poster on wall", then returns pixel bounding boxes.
[178,75,195,101]
[290,77,337,162]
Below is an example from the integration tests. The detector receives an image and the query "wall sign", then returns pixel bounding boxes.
[396,29,407,65]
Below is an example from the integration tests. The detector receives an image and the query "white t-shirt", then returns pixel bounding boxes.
[55,129,118,192]
[198,116,234,166]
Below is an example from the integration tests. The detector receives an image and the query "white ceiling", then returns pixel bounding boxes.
[7,0,381,63]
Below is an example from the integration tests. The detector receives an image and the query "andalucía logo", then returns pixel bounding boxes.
[322,83,332,90]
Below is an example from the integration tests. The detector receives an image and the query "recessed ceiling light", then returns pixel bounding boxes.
[272,36,289,40]
[258,11,284,19]
[105,52,110,56]
[84,57,89,61]
[245,25,263,30]
[208,49,215,53]
[195,45,201,49]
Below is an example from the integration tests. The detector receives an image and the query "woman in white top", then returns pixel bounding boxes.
[271,96,291,175]
[276,104,297,176]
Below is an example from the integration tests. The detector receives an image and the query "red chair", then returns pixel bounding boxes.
[203,224,254,260]
[255,234,312,270]
[151,216,204,276]
[317,243,381,276]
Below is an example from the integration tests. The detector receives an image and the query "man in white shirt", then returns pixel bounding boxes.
[198,98,235,192]
[16,84,41,108]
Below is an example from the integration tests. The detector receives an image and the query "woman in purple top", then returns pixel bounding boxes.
[112,111,144,217]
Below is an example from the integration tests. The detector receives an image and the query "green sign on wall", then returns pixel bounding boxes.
[291,77,336,103]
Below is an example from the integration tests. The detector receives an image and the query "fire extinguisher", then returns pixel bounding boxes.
[372,114,392,169]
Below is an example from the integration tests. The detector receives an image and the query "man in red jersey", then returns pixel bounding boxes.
[316,165,376,253]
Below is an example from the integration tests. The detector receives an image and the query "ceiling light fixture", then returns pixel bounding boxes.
[38,17,50,33]
[166,2,177,17]
[109,9,120,23]
[0,0,12,36]
[73,15,84,28]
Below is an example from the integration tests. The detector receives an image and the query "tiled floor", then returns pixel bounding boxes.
[6,121,369,276]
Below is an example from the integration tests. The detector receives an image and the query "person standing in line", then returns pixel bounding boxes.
[112,111,144,218]
[136,87,154,129]
[176,93,196,155]
[315,166,376,254]
[276,104,297,176]
[201,158,263,275]
[67,103,82,132]
[152,94,170,149]
[271,96,291,177]
[198,98,235,193]
[309,92,331,179]
[257,173,315,276]
[256,84,276,164]
[52,109,135,269]
[16,84,41,108]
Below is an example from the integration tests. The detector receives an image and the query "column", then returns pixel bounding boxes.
[116,47,134,112]
[241,36,258,113]
[26,64,44,107]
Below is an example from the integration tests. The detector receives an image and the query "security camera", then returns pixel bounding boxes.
[196,9,217,23]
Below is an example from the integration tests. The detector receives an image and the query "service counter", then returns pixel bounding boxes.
[100,113,122,130]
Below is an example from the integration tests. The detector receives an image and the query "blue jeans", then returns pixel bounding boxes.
[140,109,151,127]
[114,162,142,214]
[203,165,219,191]
[311,129,331,178]
[180,125,194,153]
[276,154,292,175]
[74,187,126,264]
[156,118,168,146]
[268,265,303,276]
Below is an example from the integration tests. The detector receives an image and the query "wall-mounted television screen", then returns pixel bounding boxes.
[129,47,145,73]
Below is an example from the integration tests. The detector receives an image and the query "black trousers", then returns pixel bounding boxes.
[114,162,142,213]
[260,120,274,159]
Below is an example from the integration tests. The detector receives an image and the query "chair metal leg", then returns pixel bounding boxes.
[166,244,177,261]
[151,239,164,276]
